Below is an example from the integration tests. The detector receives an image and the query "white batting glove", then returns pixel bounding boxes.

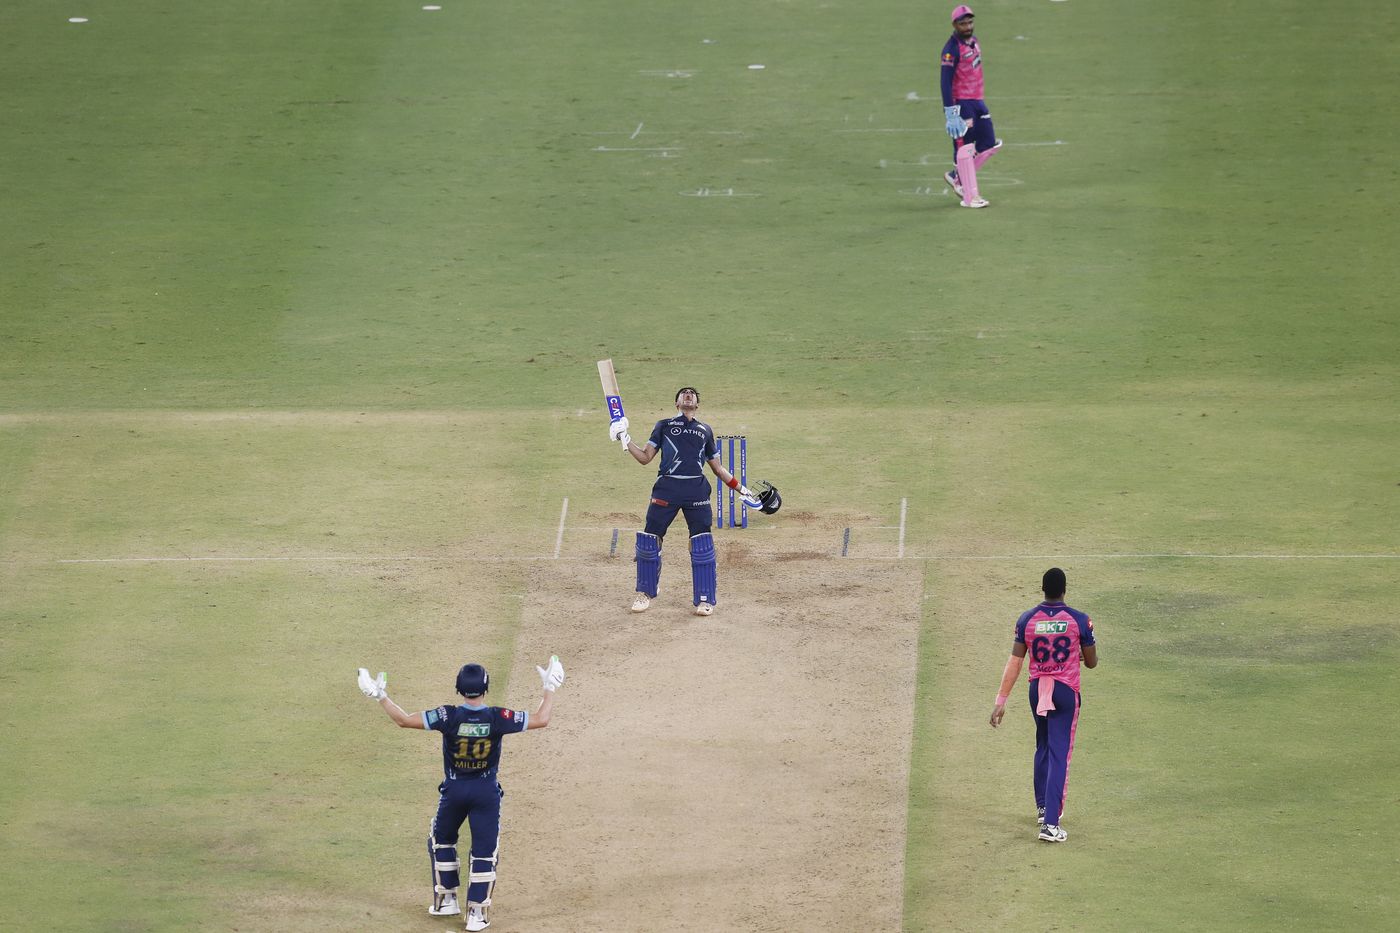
[618,431,632,449]
[608,417,630,442]
[357,668,387,700]
[738,485,762,509]
[536,655,565,692]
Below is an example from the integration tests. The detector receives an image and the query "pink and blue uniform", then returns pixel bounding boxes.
[1014,602,1095,827]
[940,32,996,156]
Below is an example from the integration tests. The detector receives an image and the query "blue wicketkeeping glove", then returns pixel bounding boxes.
[944,105,967,139]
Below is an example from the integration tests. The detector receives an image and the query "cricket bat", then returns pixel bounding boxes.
[597,359,626,423]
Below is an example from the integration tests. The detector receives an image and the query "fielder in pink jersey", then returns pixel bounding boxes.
[940,5,1004,209]
[989,568,1098,843]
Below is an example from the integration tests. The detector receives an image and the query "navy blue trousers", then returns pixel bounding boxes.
[428,775,502,905]
[1030,678,1081,827]
[644,475,713,538]
[952,98,997,156]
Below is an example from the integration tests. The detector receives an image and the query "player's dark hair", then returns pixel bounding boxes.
[1042,567,1067,600]
[675,386,700,404]
[455,663,489,698]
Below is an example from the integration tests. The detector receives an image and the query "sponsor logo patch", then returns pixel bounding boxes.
[458,722,491,737]
[1036,620,1069,635]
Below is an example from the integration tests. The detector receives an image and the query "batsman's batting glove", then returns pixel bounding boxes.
[536,655,565,692]
[944,105,968,139]
[357,668,387,700]
[739,485,763,509]
[608,417,630,442]
[619,431,632,449]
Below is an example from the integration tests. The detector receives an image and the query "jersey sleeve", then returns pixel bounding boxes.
[1014,610,1031,645]
[490,706,530,736]
[940,37,958,106]
[422,705,454,732]
[646,420,664,449]
[1078,614,1096,647]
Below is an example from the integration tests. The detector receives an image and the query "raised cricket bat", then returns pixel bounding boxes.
[597,359,626,423]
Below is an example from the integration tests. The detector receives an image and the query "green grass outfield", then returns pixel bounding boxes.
[2,0,1398,930]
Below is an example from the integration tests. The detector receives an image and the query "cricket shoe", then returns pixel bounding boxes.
[1036,806,1046,826]
[943,170,963,198]
[960,197,990,209]
[631,593,651,612]
[694,600,714,617]
[1038,823,1068,843]
[465,904,490,931]
[429,891,460,916]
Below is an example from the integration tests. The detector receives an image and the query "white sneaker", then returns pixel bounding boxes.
[694,600,714,616]
[429,891,459,916]
[943,170,963,198]
[961,197,990,209]
[631,593,651,612]
[465,904,490,931]
[1038,823,1067,843]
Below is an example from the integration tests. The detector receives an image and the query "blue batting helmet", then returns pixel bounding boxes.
[455,663,489,697]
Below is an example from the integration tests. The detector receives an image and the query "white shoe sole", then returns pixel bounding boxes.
[960,198,989,209]
[694,603,714,616]
[631,596,651,612]
[943,171,963,198]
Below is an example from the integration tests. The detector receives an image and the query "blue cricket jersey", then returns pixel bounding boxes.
[646,415,720,479]
[423,703,528,780]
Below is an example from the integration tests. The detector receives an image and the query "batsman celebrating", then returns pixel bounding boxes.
[989,568,1097,843]
[357,656,564,930]
[609,385,764,616]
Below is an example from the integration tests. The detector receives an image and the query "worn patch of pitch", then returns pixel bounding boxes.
[500,554,923,931]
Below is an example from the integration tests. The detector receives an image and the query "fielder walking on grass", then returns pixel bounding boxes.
[941,4,1003,209]
[989,568,1097,842]
[608,386,761,616]
[357,656,565,930]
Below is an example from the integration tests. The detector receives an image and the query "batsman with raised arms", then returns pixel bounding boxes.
[356,655,564,931]
[608,385,776,615]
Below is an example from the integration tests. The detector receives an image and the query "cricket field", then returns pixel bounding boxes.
[2,1,1396,930]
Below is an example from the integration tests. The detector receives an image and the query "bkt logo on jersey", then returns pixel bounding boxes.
[607,396,624,419]
[1036,620,1069,635]
[458,722,491,737]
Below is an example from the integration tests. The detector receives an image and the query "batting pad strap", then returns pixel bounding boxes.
[997,655,1023,699]
[468,870,497,883]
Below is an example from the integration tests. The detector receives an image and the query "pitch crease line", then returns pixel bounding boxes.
[898,498,908,560]
[9,551,1398,567]
[553,497,569,559]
